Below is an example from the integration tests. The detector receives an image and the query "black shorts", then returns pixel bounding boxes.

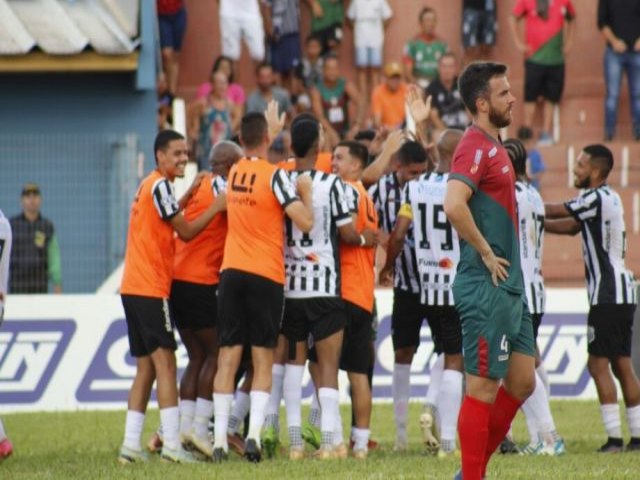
[313,23,343,54]
[424,305,462,355]
[282,297,345,352]
[158,8,187,51]
[462,8,497,48]
[217,269,284,348]
[587,304,637,358]
[524,61,565,103]
[340,301,374,374]
[391,288,443,353]
[170,280,217,331]
[270,32,302,74]
[531,313,543,341]
[121,294,177,357]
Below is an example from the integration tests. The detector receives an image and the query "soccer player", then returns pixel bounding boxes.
[443,62,536,480]
[544,144,640,453]
[332,141,379,459]
[368,140,430,450]
[381,129,464,457]
[119,129,227,464]
[0,208,13,462]
[505,138,565,456]
[281,117,376,460]
[171,141,243,458]
[211,112,314,463]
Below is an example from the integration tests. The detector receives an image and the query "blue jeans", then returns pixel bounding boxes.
[604,46,640,139]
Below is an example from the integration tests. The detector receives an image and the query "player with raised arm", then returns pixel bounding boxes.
[545,144,640,453]
[119,130,227,464]
[444,62,536,480]
[381,129,464,457]
[211,107,314,463]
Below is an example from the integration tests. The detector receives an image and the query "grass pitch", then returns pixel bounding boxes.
[1,401,638,479]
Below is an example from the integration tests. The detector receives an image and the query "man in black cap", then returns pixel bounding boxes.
[9,184,62,293]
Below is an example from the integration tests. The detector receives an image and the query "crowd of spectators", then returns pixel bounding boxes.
[157,0,640,155]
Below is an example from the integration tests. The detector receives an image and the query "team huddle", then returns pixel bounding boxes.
[115,62,639,479]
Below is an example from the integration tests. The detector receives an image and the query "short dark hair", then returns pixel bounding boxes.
[439,52,457,64]
[240,112,268,149]
[292,112,319,129]
[305,33,322,45]
[291,120,320,158]
[396,141,427,166]
[323,53,339,65]
[458,62,508,115]
[354,129,376,142]
[419,6,435,22]
[583,144,614,179]
[154,130,184,163]
[337,140,368,169]
[504,139,527,176]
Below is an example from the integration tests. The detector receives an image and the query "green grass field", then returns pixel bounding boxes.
[1,401,638,479]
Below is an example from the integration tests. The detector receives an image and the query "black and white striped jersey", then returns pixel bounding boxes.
[151,178,180,220]
[369,173,421,293]
[565,184,636,305]
[284,170,353,298]
[212,175,227,195]
[401,172,459,305]
[515,181,546,314]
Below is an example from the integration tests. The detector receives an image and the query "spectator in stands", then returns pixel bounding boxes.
[517,126,546,191]
[509,0,576,146]
[264,0,302,91]
[292,35,324,111]
[462,0,497,63]
[311,54,362,148]
[9,184,62,294]
[196,56,246,114]
[246,63,294,117]
[305,0,345,54]
[372,62,408,129]
[598,0,640,142]
[347,0,393,113]
[402,7,448,88]
[157,0,187,94]
[425,52,470,132]
[217,0,266,64]
[157,73,174,130]
[189,72,239,169]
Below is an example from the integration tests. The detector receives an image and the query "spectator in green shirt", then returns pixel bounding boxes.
[402,6,448,89]
[304,0,345,54]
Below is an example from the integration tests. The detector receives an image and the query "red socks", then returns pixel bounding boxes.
[483,386,523,476]
[458,395,491,480]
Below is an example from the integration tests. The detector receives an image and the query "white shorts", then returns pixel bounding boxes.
[220,14,265,61]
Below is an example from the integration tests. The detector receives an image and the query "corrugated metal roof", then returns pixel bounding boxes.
[0,0,139,56]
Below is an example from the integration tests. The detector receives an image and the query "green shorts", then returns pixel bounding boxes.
[453,280,535,379]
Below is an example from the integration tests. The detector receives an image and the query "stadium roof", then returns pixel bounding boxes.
[0,0,140,71]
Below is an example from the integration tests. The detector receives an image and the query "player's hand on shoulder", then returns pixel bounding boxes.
[296,174,313,197]
[213,191,227,211]
[378,265,393,287]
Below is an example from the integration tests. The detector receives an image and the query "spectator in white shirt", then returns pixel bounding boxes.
[216,0,267,65]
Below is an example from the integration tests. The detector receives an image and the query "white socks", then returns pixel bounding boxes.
[309,389,321,427]
[392,363,411,443]
[425,354,444,408]
[193,398,214,439]
[160,406,180,450]
[333,409,344,447]
[318,387,339,449]
[600,403,622,439]
[179,399,196,437]
[213,393,233,450]
[352,427,370,451]
[437,369,463,451]
[264,364,285,430]
[123,410,145,451]
[248,391,270,445]
[626,405,640,438]
[521,372,557,445]
[283,364,305,446]
[228,390,250,434]
[536,363,551,396]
